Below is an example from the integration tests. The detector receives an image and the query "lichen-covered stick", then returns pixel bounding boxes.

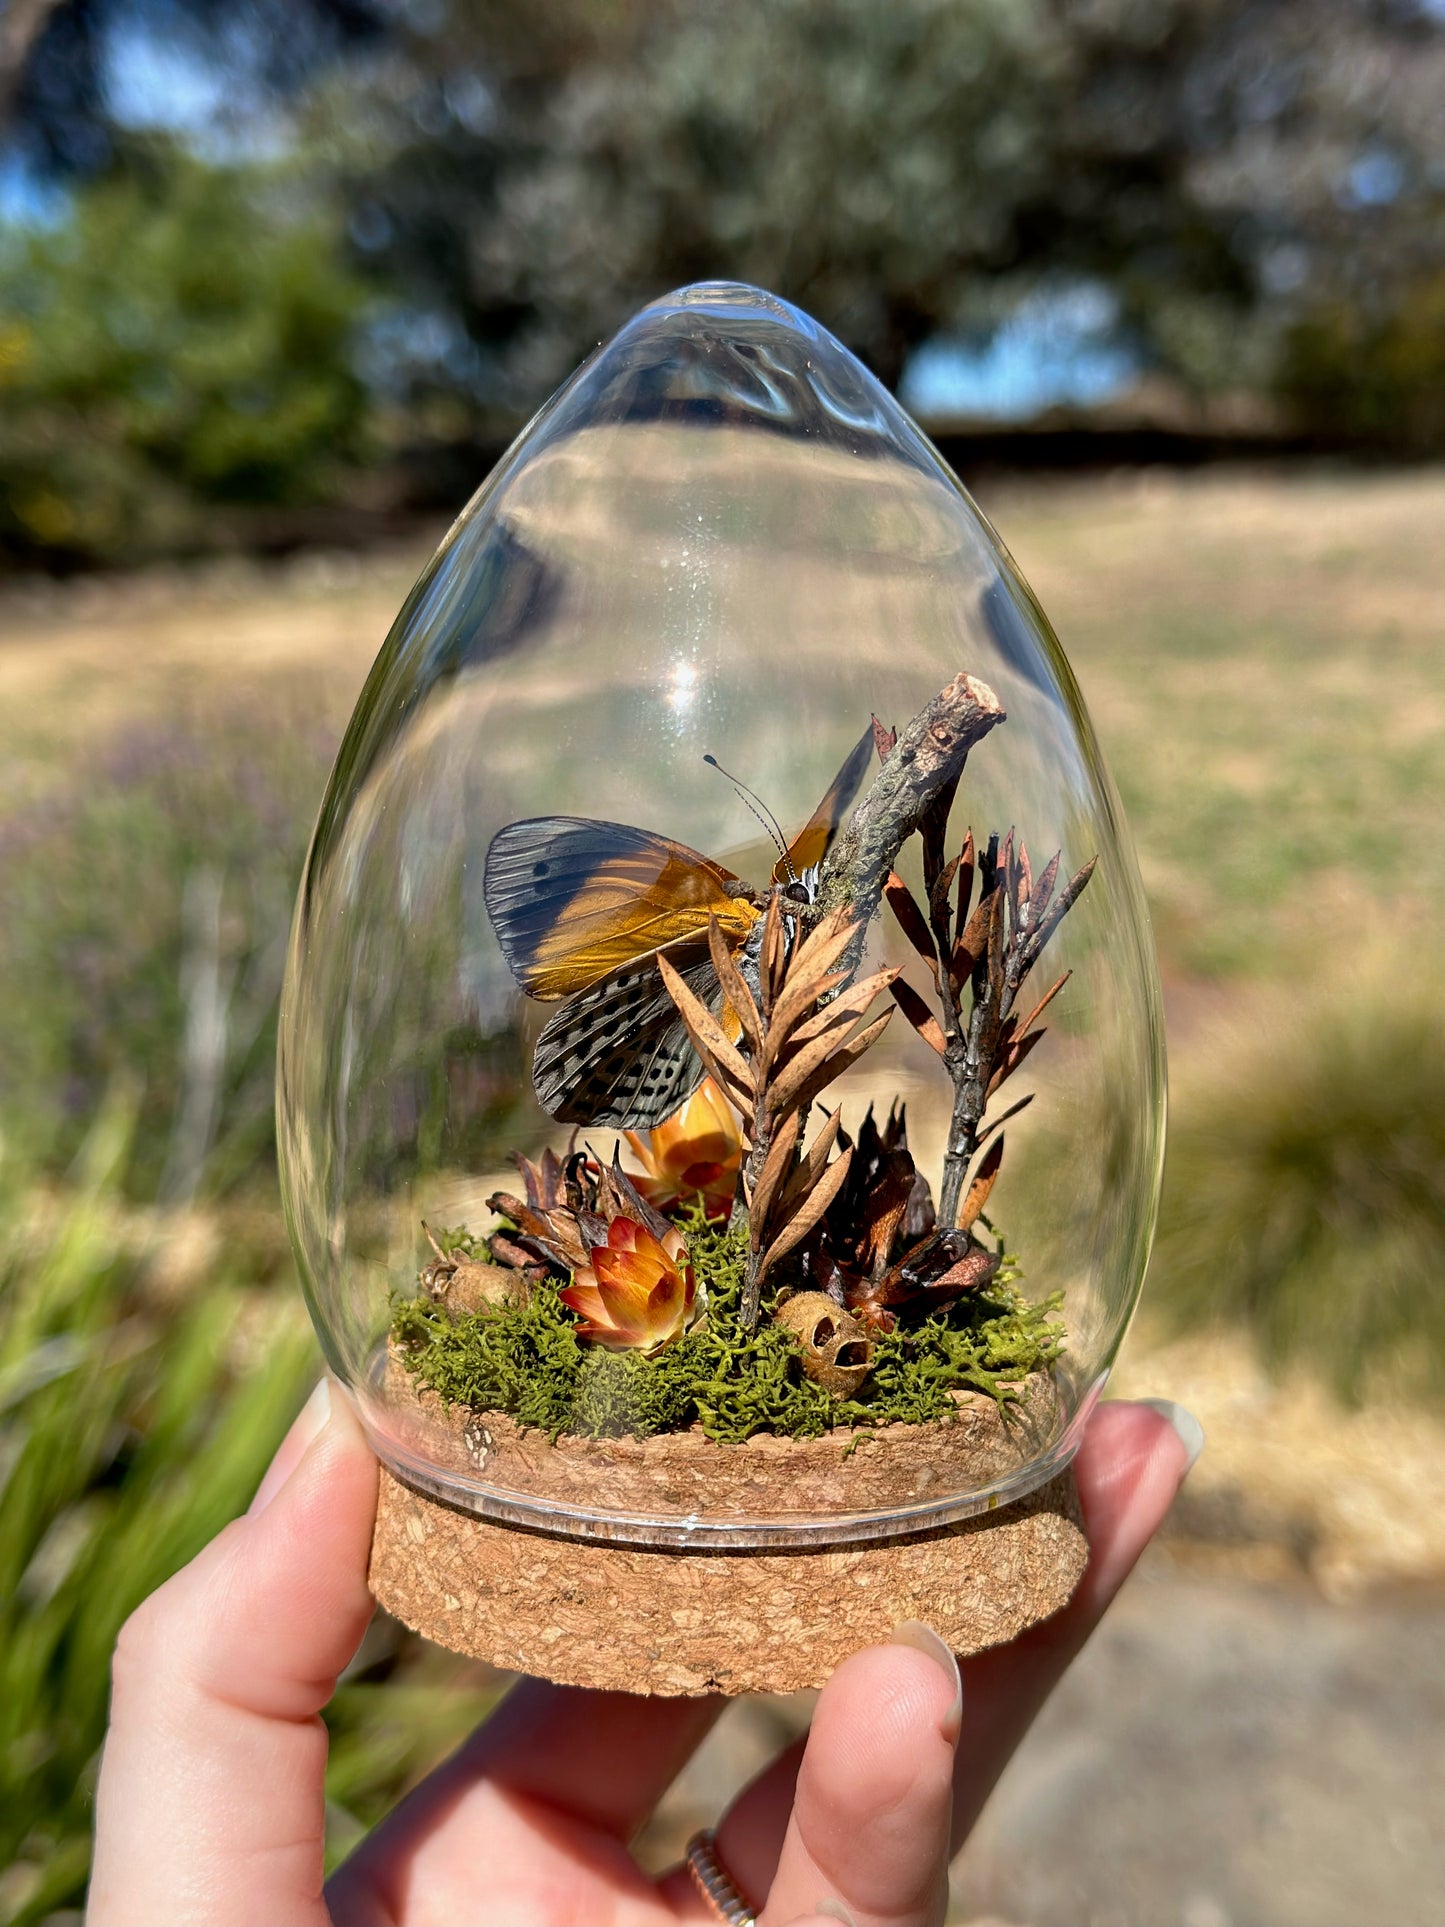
[810,671,1006,954]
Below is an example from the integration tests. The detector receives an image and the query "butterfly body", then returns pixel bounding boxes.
[484,728,872,1127]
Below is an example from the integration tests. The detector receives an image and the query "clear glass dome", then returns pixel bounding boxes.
[278,282,1164,1547]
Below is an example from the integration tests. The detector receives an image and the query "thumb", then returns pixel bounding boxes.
[89,1380,378,1927]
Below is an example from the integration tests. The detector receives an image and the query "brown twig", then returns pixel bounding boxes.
[810,673,1006,971]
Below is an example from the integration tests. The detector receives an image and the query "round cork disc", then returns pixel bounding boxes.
[369,1464,1087,1695]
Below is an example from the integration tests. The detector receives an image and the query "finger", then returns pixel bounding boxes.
[756,1623,961,1927]
[331,1678,722,1924]
[90,1380,378,1927]
[714,1397,1200,1901]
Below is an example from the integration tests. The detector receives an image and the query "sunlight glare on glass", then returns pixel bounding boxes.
[667,659,699,715]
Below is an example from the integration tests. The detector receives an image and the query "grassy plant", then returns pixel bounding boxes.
[1151,976,1445,1405]
[0,1105,489,1925]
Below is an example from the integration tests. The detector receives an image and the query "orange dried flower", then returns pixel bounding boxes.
[559,1217,698,1352]
[624,1077,741,1222]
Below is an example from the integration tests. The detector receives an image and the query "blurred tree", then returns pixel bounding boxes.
[340,0,1444,428]
[1,0,1442,566]
[0,145,373,562]
[345,0,1248,409]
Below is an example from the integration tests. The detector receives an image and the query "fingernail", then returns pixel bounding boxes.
[814,1901,859,1925]
[888,1619,962,1741]
[249,1378,332,1515]
[1135,1397,1205,1473]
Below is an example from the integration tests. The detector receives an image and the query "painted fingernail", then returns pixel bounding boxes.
[250,1378,332,1515]
[1135,1397,1205,1473]
[889,1619,962,1741]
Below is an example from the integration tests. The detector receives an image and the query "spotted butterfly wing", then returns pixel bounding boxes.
[533,940,742,1127]
[484,818,758,1125]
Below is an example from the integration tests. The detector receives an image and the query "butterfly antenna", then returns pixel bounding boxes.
[703,753,794,879]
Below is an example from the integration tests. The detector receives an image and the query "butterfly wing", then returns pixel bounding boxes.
[485,816,757,1000]
[774,723,874,882]
[532,942,720,1127]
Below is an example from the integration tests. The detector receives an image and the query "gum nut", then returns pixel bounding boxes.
[446,1261,528,1315]
[774,1290,874,1397]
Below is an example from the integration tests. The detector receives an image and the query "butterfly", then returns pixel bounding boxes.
[483,725,874,1128]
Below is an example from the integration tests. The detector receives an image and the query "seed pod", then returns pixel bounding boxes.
[444,1260,529,1315]
[774,1290,873,1397]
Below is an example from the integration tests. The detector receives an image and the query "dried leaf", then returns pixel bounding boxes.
[977,1091,1035,1142]
[1017,969,1071,1037]
[919,771,961,891]
[1017,837,1033,922]
[707,916,765,1059]
[786,909,858,991]
[656,951,755,1094]
[986,880,1006,989]
[986,1027,1045,1097]
[784,1008,894,1121]
[776,1105,844,1220]
[1025,856,1097,970]
[955,888,994,988]
[1025,850,1061,934]
[922,1247,1000,1296]
[954,827,977,943]
[787,966,899,1047]
[889,977,947,1057]
[487,1231,551,1278]
[757,1145,854,1282]
[749,1112,804,1238]
[858,1158,916,1276]
[871,714,897,763]
[956,1134,1004,1232]
[978,830,1001,904]
[760,891,786,1014]
[607,1146,677,1243]
[929,854,961,952]
[768,1019,867,1119]
[883,872,939,974]
[485,1190,555,1244]
[767,967,851,1059]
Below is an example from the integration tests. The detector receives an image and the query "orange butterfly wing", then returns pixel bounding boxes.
[485,816,759,1001]
[773,722,874,882]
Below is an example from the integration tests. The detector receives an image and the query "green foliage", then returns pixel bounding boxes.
[0,1102,317,1924]
[0,699,333,1201]
[1151,980,1445,1405]
[394,1213,1065,1445]
[0,147,373,566]
[1279,271,1445,453]
[0,1104,491,1924]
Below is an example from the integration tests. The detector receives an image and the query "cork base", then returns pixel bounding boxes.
[369,1464,1088,1694]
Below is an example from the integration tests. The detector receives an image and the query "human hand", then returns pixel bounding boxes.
[89,1382,1199,1927]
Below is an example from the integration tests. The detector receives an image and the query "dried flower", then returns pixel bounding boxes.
[624,1077,741,1221]
[559,1217,698,1351]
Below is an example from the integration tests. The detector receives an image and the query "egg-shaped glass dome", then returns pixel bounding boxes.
[278,282,1164,1547]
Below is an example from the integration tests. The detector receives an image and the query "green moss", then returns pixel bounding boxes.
[427,1224,491,1261]
[393,1210,1066,1446]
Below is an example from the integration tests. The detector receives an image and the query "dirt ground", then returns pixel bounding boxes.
[4,466,1442,1924]
[631,1547,1445,1927]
